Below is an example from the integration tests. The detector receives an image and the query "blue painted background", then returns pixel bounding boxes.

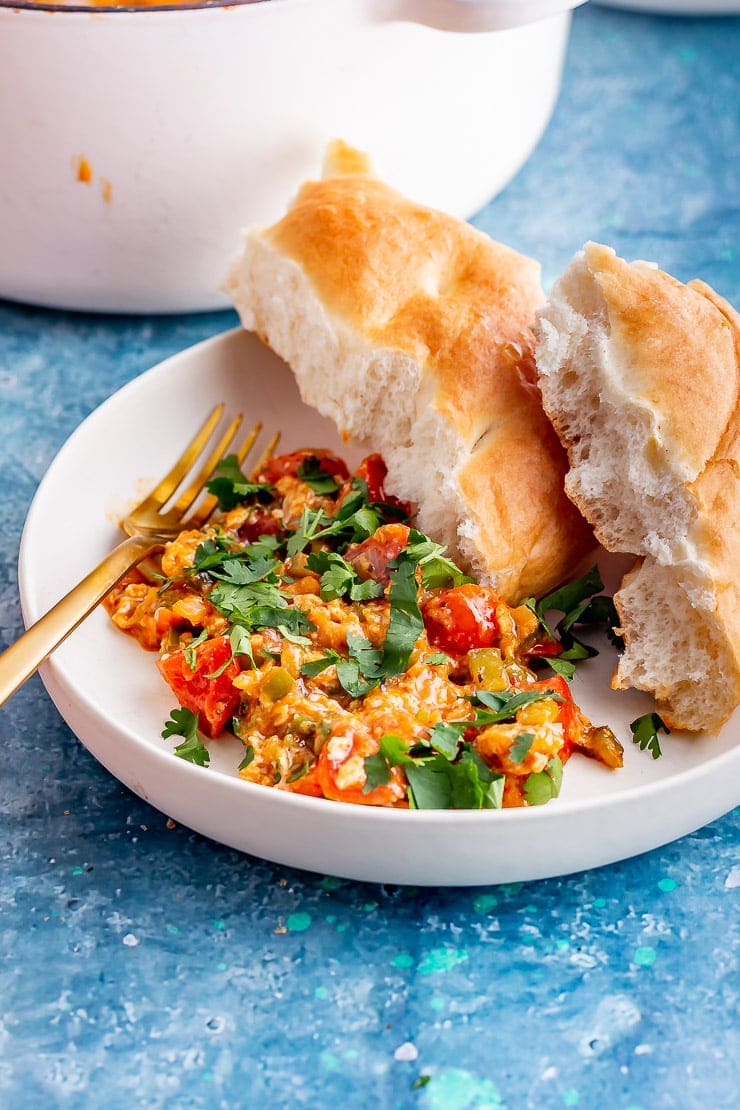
[0,6,738,1107]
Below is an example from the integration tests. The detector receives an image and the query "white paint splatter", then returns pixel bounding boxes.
[122,933,139,947]
[724,867,740,890]
[394,1042,419,1062]
[578,994,642,1057]
[635,1044,653,1056]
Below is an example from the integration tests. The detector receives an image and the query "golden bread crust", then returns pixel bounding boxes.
[584,242,739,477]
[538,242,740,730]
[457,382,593,601]
[254,160,593,600]
[267,172,545,446]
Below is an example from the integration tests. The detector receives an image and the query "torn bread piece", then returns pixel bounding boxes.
[225,140,593,603]
[535,241,740,732]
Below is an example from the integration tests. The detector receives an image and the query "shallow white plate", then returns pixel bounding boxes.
[19,329,740,885]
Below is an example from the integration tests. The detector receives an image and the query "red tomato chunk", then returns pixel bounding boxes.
[158,636,240,738]
[422,584,501,656]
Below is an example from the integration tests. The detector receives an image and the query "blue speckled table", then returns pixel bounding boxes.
[1,6,738,1107]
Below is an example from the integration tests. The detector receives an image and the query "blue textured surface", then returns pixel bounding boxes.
[1,6,739,1107]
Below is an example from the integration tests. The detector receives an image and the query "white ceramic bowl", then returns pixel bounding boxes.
[0,0,585,313]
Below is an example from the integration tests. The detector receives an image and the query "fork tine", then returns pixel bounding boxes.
[250,429,281,480]
[136,404,225,514]
[167,412,243,520]
[185,421,263,530]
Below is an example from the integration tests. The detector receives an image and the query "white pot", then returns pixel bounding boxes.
[0,0,584,313]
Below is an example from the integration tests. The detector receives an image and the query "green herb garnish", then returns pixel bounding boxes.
[205,454,274,511]
[523,755,563,805]
[238,744,255,771]
[182,628,208,671]
[297,456,341,496]
[162,707,210,767]
[630,712,670,759]
[523,565,623,675]
[509,731,535,764]
[363,730,503,810]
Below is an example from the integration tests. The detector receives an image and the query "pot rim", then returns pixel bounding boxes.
[1,0,263,11]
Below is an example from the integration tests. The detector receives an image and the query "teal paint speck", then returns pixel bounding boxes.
[287,912,312,933]
[500,883,523,896]
[562,1090,580,1106]
[424,1068,503,1110]
[325,915,337,924]
[320,1051,340,1071]
[418,948,468,975]
[634,946,657,968]
[363,902,377,913]
[213,920,225,931]
[430,996,445,1012]
[392,953,414,969]
[678,47,697,63]
[217,963,227,972]
[556,939,570,952]
[71,867,84,876]
[473,894,497,914]
[343,1048,359,1061]
[166,925,179,935]
[202,1072,213,1082]
[592,898,607,909]
[42,763,51,772]
[314,986,328,1001]
[336,922,347,933]
[658,877,676,892]
[319,876,344,891]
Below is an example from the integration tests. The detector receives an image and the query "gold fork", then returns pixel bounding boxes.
[0,405,279,708]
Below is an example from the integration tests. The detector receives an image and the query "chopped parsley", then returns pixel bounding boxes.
[630,712,670,759]
[301,631,384,698]
[524,565,623,675]
[363,731,504,810]
[182,628,209,671]
[380,551,424,678]
[306,549,384,602]
[523,756,563,805]
[205,454,274,511]
[296,455,342,496]
[467,687,565,726]
[162,707,210,767]
[508,731,535,764]
[403,530,472,590]
[238,744,255,771]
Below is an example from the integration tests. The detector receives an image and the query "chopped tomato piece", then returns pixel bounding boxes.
[318,722,406,806]
[236,507,283,544]
[522,634,564,660]
[254,449,349,485]
[422,584,501,656]
[158,636,240,738]
[345,523,410,584]
[352,454,413,516]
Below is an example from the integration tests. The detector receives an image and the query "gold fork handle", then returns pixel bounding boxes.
[0,534,160,709]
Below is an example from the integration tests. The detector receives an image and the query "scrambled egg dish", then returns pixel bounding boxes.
[105,448,622,809]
